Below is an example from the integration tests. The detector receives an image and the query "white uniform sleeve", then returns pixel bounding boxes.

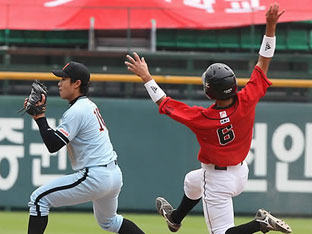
[56,107,83,142]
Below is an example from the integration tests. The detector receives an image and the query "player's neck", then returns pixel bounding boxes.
[215,97,234,108]
[69,94,84,105]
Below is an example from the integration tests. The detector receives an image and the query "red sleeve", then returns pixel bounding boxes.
[159,97,203,128]
[238,66,272,106]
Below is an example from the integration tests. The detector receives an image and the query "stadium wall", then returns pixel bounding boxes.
[0,96,311,216]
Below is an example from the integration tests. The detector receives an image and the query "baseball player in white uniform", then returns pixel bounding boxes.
[26,61,145,234]
[125,3,291,234]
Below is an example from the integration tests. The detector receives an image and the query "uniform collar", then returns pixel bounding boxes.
[213,96,236,110]
[69,95,86,106]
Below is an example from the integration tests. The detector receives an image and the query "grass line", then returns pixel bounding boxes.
[0,211,311,234]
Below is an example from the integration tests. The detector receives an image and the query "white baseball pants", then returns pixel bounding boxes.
[28,161,124,233]
[184,162,249,234]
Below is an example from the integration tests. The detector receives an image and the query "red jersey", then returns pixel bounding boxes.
[159,66,272,167]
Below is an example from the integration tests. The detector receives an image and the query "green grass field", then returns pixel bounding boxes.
[1,211,311,234]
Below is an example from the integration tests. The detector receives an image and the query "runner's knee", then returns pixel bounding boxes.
[184,170,202,200]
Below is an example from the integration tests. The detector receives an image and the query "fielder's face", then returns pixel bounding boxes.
[58,77,80,102]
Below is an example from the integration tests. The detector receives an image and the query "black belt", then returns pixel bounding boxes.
[97,160,118,168]
[214,162,243,170]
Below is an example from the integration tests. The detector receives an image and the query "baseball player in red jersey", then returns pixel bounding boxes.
[126,3,292,234]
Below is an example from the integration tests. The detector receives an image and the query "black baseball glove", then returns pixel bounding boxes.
[19,80,48,116]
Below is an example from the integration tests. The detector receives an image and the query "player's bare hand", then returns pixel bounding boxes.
[266,2,285,24]
[125,52,153,83]
[265,2,285,36]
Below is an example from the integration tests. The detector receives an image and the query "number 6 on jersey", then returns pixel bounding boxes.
[217,124,235,145]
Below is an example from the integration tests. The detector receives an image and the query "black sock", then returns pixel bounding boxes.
[225,220,261,234]
[171,194,201,224]
[118,218,145,234]
[27,215,48,234]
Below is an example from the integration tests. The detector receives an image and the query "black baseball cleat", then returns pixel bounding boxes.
[255,209,292,233]
[156,197,181,232]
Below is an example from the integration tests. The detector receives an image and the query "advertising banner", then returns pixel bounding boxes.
[0,0,311,30]
[0,96,312,215]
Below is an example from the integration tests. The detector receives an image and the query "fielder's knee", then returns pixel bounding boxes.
[28,190,50,217]
[97,214,123,233]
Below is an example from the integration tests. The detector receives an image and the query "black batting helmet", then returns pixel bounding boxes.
[202,63,237,100]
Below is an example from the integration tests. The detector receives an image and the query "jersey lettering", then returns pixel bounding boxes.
[94,108,106,131]
[217,124,235,145]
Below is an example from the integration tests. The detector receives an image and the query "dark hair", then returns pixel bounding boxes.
[80,83,89,96]
[70,78,89,95]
